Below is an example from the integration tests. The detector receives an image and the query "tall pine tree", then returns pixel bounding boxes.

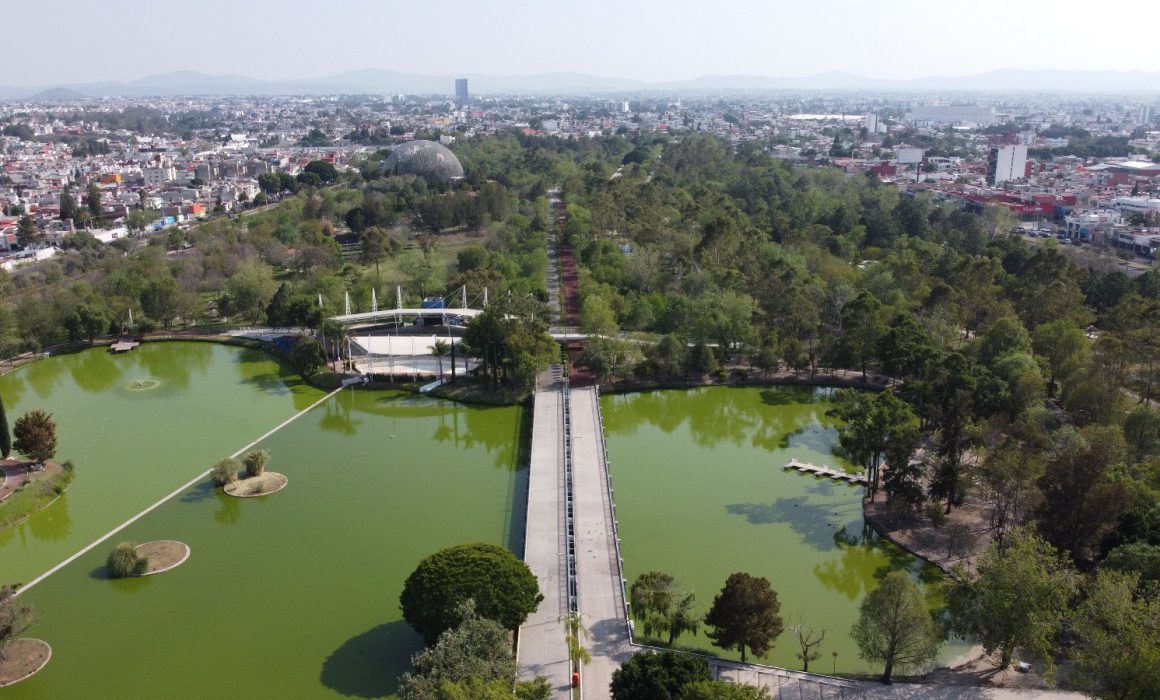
[59,186,77,222]
[0,394,10,460]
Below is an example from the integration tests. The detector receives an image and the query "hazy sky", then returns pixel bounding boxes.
[8,0,1160,85]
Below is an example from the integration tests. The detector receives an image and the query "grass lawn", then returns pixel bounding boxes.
[428,377,529,406]
[0,462,75,532]
[360,231,481,292]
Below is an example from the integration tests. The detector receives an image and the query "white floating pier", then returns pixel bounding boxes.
[109,341,140,354]
[784,459,867,485]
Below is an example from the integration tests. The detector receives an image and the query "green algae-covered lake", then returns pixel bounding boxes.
[0,343,524,698]
[0,342,324,583]
[603,386,966,673]
[0,345,962,696]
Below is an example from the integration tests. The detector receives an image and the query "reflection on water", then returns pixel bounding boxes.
[0,370,25,408]
[89,566,156,594]
[23,353,68,399]
[726,493,862,552]
[0,491,73,549]
[603,386,841,453]
[607,386,964,671]
[0,342,331,585]
[71,350,121,394]
[319,393,363,436]
[28,493,71,542]
[213,490,241,525]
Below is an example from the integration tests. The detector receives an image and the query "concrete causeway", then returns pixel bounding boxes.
[569,386,633,698]
[518,382,632,699]
[517,387,573,698]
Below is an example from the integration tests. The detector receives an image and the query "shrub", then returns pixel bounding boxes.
[210,458,241,486]
[107,542,148,578]
[243,449,269,478]
[924,502,947,528]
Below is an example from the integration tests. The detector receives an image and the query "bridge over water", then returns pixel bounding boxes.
[518,380,872,699]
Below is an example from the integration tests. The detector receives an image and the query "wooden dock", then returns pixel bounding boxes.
[109,341,140,354]
[784,459,867,485]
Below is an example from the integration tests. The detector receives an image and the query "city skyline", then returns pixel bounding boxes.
[7,0,1160,87]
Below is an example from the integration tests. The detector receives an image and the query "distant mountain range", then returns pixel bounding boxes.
[2,67,1159,99]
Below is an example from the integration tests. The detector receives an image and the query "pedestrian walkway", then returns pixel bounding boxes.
[516,386,572,699]
[710,655,865,698]
[569,386,632,698]
[0,461,29,502]
[547,188,564,326]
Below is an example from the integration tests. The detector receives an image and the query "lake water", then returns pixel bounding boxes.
[0,346,961,695]
[0,343,523,698]
[603,386,964,673]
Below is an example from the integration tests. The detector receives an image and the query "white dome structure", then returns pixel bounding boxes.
[382,140,464,181]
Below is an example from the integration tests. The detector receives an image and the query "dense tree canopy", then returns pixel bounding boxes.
[950,529,1077,670]
[399,543,542,645]
[829,389,918,500]
[1069,570,1160,700]
[399,602,521,700]
[610,650,711,700]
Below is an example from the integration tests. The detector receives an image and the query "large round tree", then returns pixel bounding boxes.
[400,543,542,645]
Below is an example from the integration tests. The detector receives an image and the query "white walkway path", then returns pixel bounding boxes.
[516,388,572,698]
[570,386,633,698]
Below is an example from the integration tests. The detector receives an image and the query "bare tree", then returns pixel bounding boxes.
[789,616,826,673]
[0,585,37,661]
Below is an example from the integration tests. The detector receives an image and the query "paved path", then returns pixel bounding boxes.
[517,387,572,698]
[569,386,632,698]
[0,461,29,502]
[712,660,865,698]
[547,188,563,326]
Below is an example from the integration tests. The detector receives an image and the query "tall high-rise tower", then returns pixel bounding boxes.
[455,78,469,104]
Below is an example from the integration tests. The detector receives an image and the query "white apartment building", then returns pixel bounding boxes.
[988,145,1028,185]
[143,160,177,186]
